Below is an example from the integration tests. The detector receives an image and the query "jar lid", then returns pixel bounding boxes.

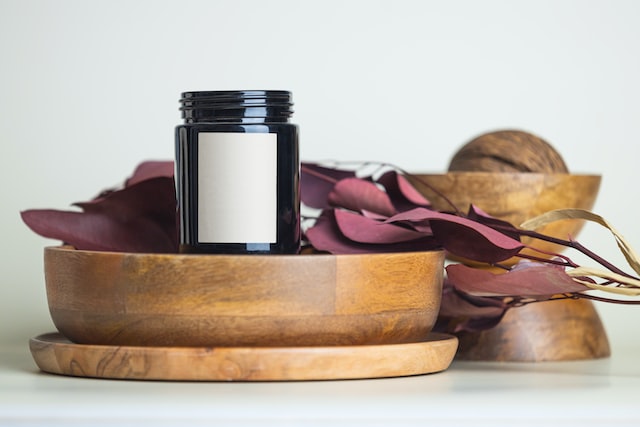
[179,90,293,123]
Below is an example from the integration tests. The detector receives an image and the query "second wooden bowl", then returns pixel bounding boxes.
[44,246,444,347]
[406,172,601,259]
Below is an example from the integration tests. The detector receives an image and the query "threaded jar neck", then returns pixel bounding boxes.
[179,90,293,124]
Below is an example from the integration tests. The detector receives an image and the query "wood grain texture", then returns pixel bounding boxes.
[454,298,610,361]
[44,247,444,347]
[448,130,569,173]
[29,332,458,381]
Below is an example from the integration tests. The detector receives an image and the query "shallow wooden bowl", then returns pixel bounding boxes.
[44,246,444,347]
[406,172,601,260]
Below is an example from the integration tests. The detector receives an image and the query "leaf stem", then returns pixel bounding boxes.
[491,224,637,280]
[300,164,339,184]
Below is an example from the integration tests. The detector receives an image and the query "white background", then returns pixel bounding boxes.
[1,0,639,352]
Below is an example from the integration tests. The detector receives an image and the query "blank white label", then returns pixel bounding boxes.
[197,132,277,243]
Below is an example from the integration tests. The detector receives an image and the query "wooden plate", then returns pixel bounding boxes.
[30,332,458,381]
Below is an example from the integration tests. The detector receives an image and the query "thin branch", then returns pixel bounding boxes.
[490,223,636,280]
[513,252,577,268]
[300,164,339,184]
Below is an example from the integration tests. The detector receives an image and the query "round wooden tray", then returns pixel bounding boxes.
[30,332,458,381]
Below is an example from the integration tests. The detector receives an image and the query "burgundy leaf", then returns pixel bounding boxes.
[21,208,175,253]
[435,280,509,333]
[305,210,371,254]
[125,161,175,187]
[446,262,589,297]
[359,210,433,238]
[466,205,521,241]
[386,208,524,263]
[300,163,356,209]
[376,170,431,211]
[360,210,389,220]
[21,176,178,253]
[75,177,175,219]
[334,208,427,244]
[328,178,396,217]
[305,210,438,254]
[438,281,508,318]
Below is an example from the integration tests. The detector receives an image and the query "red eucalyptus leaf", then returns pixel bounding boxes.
[438,283,507,319]
[21,176,178,253]
[377,171,431,211]
[334,209,426,244]
[305,210,372,254]
[360,209,432,236]
[435,281,509,333]
[466,205,521,241]
[74,177,175,218]
[359,208,435,235]
[125,160,175,187]
[305,210,438,254]
[300,163,356,209]
[328,178,396,217]
[21,207,175,253]
[386,207,524,263]
[446,262,589,297]
[360,210,389,220]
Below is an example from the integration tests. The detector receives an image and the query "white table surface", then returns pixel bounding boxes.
[1,340,639,427]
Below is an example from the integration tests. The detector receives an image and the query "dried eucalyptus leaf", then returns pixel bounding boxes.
[467,205,522,241]
[305,209,438,254]
[520,208,640,275]
[328,178,396,217]
[436,281,509,333]
[387,208,524,263]
[334,208,426,244]
[446,262,588,297]
[125,161,174,186]
[567,266,640,296]
[377,170,431,211]
[21,173,178,253]
[300,162,357,209]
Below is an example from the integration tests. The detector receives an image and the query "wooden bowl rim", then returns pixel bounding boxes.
[408,171,601,179]
[45,245,444,260]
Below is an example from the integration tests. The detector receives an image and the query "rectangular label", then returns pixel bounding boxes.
[197,132,277,243]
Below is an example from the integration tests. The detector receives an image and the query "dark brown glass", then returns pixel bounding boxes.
[175,90,300,254]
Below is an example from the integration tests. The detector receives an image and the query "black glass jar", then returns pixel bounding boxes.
[175,90,300,254]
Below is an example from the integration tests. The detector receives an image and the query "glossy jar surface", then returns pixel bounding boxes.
[175,90,300,254]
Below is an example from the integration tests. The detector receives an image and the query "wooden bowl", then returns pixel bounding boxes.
[454,298,610,362]
[44,246,444,347]
[406,172,601,260]
[406,172,609,361]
